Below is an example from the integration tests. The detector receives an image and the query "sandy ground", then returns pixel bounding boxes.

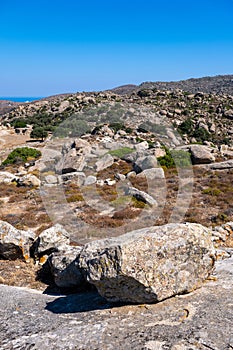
[0,128,42,162]
[0,129,29,149]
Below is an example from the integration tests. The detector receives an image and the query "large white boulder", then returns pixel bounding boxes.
[79,223,215,303]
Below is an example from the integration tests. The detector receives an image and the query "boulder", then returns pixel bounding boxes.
[48,246,86,289]
[31,224,70,258]
[190,145,215,164]
[60,171,86,186]
[126,171,137,179]
[114,173,126,181]
[63,154,86,173]
[104,178,116,186]
[79,223,215,303]
[17,174,41,187]
[121,151,139,163]
[154,148,166,158]
[211,222,233,247]
[95,153,114,172]
[205,159,233,170]
[137,167,165,180]
[0,171,18,184]
[44,174,58,184]
[224,109,233,120]
[74,138,92,154]
[0,220,34,261]
[125,186,157,206]
[0,255,232,348]
[135,141,149,152]
[134,155,158,173]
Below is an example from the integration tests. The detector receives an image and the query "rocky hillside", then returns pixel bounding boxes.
[0,99,21,115]
[1,87,233,148]
[111,74,233,95]
[0,76,233,349]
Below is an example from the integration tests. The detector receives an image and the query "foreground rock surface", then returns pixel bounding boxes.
[0,256,232,350]
[79,223,215,303]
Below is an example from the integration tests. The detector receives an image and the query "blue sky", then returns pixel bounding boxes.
[1,0,233,96]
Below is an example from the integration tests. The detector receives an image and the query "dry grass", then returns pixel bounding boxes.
[0,162,233,291]
[0,259,46,290]
[97,160,132,180]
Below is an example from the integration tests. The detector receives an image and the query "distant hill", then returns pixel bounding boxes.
[0,100,21,116]
[108,84,137,95]
[110,75,233,95]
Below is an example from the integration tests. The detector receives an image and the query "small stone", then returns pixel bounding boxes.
[84,175,97,186]
[125,186,157,206]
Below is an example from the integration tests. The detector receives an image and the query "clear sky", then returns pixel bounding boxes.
[1,0,233,96]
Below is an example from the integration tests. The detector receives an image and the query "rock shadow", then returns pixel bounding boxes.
[45,290,119,313]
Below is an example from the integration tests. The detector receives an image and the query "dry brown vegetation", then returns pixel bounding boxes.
[0,183,52,232]
[0,259,46,290]
[158,167,233,227]
[1,166,232,236]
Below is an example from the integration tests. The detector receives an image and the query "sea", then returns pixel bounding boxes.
[0,97,43,103]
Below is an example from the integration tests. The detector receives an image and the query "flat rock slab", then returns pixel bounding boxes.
[0,256,232,349]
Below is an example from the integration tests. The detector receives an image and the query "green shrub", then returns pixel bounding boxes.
[11,119,27,128]
[202,187,222,196]
[158,147,191,168]
[178,119,212,144]
[2,147,41,166]
[192,127,211,143]
[109,122,125,133]
[54,119,91,138]
[125,127,133,134]
[137,90,150,98]
[30,127,48,140]
[178,118,194,135]
[108,147,134,158]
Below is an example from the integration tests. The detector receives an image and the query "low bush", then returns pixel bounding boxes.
[66,194,84,202]
[157,147,191,168]
[30,127,48,141]
[202,187,222,196]
[54,118,91,137]
[137,90,150,98]
[178,118,193,135]
[11,118,27,128]
[2,147,41,166]
[108,147,134,158]
[178,118,212,143]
